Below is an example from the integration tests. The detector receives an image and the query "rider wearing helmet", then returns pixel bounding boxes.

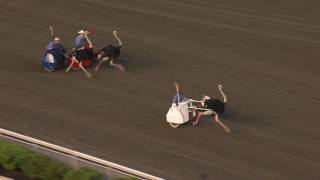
[74,30,93,61]
[172,82,186,105]
[46,37,66,55]
[45,37,66,65]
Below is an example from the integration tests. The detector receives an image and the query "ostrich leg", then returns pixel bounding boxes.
[110,59,125,72]
[95,57,109,71]
[213,115,231,133]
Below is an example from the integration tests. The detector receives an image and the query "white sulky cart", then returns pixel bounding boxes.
[166,99,211,128]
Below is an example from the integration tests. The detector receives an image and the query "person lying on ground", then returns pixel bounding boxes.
[45,37,66,64]
[46,37,66,55]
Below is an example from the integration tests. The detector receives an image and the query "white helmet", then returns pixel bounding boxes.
[54,37,60,41]
[78,30,85,34]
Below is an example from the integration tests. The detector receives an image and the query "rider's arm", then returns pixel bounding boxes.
[57,44,66,53]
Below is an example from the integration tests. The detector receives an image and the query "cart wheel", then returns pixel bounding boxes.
[168,123,180,128]
[44,66,54,72]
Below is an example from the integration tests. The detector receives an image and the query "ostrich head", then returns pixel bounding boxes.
[96,50,104,60]
[201,95,211,106]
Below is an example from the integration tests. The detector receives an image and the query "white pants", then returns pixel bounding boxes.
[46,53,55,63]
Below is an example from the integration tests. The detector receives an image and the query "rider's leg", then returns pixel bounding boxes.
[46,53,55,63]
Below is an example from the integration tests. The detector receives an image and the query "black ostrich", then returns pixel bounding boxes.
[206,84,227,115]
[193,85,230,133]
[95,30,125,72]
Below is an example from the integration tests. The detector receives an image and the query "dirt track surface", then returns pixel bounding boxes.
[1,1,320,179]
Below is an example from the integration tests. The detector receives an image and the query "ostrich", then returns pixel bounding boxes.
[219,85,227,103]
[215,84,227,113]
[193,85,230,133]
[95,30,125,72]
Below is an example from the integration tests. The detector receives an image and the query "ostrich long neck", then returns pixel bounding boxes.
[218,85,227,103]
[85,35,93,48]
[113,31,122,47]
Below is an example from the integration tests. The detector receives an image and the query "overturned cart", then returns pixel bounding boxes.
[166,99,212,128]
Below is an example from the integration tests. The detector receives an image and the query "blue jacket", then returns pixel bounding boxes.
[172,93,186,104]
[46,42,66,55]
[75,35,88,49]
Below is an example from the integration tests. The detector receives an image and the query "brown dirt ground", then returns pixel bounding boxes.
[0,0,319,179]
